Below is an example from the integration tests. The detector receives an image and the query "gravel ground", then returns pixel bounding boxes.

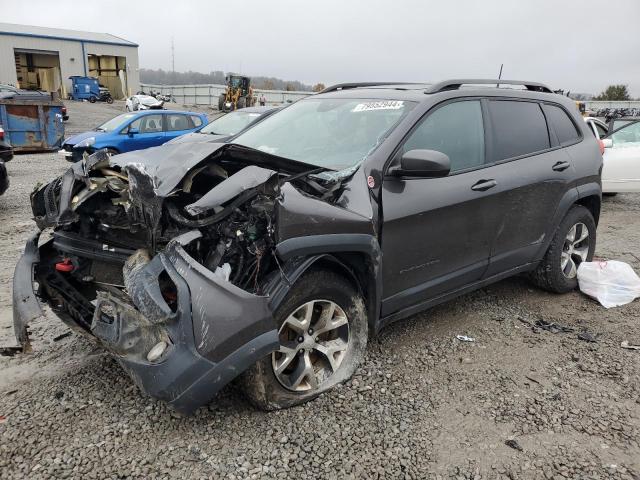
[1,102,639,479]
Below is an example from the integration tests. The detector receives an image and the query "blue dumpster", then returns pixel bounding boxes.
[0,93,65,152]
[69,76,100,102]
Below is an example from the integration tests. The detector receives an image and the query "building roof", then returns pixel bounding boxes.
[0,22,138,47]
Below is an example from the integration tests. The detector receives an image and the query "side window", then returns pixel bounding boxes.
[190,115,203,128]
[611,121,640,146]
[166,114,194,131]
[402,100,485,172]
[542,104,581,146]
[594,122,608,139]
[489,100,550,160]
[128,115,163,133]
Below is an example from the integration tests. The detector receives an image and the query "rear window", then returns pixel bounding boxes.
[191,115,203,127]
[489,100,550,161]
[543,104,581,146]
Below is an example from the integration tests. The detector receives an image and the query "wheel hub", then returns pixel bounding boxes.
[561,222,590,279]
[272,299,350,392]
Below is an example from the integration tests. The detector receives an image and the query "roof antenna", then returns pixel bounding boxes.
[497,64,503,88]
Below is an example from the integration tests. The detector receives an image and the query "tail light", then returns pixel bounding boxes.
[0,127,4,140]
[598,139,605,156]
[61,106,67,114]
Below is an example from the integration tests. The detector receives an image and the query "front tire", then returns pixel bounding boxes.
[240,269,368,410]
[530,205,596,293]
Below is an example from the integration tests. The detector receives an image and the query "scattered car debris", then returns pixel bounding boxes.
[620,341,640,351]
[505,439,523,451]
[456,335,475,342]
[53,332,72,342]
[534,319,575,334]
[577,331,599,343]
[577,260,640,308]
[0,346,22,357]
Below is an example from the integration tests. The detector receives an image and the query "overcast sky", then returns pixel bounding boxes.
[2,0,639,96]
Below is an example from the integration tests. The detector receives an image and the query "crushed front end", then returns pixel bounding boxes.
[13,143,343,413]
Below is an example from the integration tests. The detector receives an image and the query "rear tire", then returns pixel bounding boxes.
[218,94,225,111]
[530,205,596,293]
[89,96,96,103]
[240,269,368,410]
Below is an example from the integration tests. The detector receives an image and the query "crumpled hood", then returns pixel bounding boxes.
[105,142,319,197]
[166,132,229,145]
[64,130,108,147]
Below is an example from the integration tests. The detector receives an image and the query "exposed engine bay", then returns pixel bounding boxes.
[30,144,348,299]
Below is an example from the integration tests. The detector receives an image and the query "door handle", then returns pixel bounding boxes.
[552,161,571,172]
[471,179,497,191]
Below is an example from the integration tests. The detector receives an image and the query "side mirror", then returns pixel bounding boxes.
[389,149,451,178]
[602,138,613,149]
[128,127,139,136]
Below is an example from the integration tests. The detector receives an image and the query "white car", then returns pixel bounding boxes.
[584,117,640,193]
[125,94,164,112]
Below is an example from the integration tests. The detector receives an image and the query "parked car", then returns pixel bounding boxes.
[585,117,640,193]
[58,110,208,161]
[166,106,280,145]
[14,79,602,414]
[0,126,10,196]
[126,95,164,111]
[0,126,13,161]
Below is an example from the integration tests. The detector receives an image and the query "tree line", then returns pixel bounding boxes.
[139,68,324,92]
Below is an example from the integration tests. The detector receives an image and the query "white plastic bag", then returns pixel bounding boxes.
[577,260,640,308]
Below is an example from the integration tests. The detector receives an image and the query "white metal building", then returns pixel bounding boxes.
[0,23,139,99]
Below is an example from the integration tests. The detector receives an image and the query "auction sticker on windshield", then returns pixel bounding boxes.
[352,101,404,112]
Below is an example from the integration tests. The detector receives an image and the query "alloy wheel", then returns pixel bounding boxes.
[561,222,590,279]
[272,299,350,392]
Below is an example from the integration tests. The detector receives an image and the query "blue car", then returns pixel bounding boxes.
[59,110,208,162]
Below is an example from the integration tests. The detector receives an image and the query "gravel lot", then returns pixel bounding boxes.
[1,101,639,480]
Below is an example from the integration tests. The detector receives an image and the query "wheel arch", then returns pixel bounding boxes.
[575,194,601,227]
[268,234,382,335]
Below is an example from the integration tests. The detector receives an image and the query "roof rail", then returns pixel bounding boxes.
[425,79,553,94]
[317,82,413,94]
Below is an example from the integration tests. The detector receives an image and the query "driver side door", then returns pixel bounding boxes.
[380,99,502,317]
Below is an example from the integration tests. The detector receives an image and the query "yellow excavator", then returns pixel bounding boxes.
[218,75,256,112]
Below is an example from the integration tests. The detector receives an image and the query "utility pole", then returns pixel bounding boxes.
[497,63,503,88]
[171,37,175,73]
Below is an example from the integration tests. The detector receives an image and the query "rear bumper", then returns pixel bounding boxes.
[13,231,279,413]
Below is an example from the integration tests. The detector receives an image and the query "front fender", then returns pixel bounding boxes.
[272,233,382,333]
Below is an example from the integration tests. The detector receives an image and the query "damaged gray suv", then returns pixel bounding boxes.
[14,79,602,413]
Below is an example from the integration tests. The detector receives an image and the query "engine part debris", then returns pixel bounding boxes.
[534,319,574,334]
[505,439,523,451]
[456,335,475,342]
[53,331,72,342]
[577,331,599,343]
[620,340,640,351]
[0,346,22,357]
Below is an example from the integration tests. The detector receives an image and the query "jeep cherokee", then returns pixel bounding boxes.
[13,79,602,413]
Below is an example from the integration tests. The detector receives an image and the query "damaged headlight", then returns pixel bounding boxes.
[75,137,95,148]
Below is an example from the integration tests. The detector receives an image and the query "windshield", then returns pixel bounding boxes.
[201,111,263,136]
[233,98,415,170]
[96,113,137,132]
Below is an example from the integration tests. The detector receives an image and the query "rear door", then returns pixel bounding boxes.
[381,99,502,315]
[484,100,578,276]
[603,120,640,192]
[165,113,196,142]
